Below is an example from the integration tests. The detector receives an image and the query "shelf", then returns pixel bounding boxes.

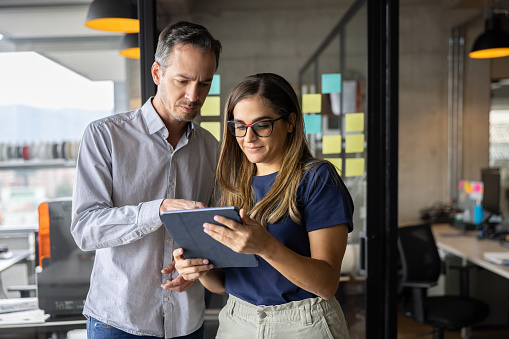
[0,160,76,170]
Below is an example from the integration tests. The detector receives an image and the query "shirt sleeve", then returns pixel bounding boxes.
[301,162,354,233]
[71,122,163,251]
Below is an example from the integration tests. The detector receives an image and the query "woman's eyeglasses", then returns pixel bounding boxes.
[227,117,282,138]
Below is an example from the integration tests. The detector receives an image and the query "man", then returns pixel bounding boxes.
[71,21,222,339]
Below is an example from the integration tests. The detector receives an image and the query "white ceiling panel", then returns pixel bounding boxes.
[46,49,126,82]
[0,0,128,82]
[0,5,107,39]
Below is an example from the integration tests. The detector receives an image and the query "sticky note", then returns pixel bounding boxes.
[200,122,221,141]
[209,74,220,95]
[201,96,220,116]
[302,94,322,113]
[325,158,342,175]
[345,158,365,177]
[303,114,322,134]
[322,73,341,94]
[345,134,364,153]
[345,113,364,132]
[322,135,342,154]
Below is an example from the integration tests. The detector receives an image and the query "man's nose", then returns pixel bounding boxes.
[185,84,199,102]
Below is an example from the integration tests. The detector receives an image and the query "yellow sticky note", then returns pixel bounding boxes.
[201,96,221,116]
[302,94,322,113]
[345,113,364,132]
[345,158,364,177]
[200,122,221,141]
[322,135,342,154]
[345,134,364,153]
[325,158,342,175]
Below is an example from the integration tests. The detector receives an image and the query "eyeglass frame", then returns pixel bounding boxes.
[227,117,283,138]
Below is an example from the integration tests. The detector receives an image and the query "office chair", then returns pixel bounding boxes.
[398,224,490,339]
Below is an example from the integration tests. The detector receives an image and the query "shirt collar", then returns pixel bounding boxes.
[141,97,194,139]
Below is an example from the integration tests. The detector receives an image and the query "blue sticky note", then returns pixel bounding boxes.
[321,73,341,94]
[303,114,322,134]
[209,74,221,95]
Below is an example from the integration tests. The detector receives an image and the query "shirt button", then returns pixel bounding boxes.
[166,239,171,244]
[258,311,266,319]
[169,181,174,186]
[164,297,169,302]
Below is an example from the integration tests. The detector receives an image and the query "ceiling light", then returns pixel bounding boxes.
[469,16,509,59]
[119,33,140,59]
[85,0,139,33]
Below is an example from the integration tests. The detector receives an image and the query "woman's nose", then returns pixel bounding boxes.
[244,127,258,142]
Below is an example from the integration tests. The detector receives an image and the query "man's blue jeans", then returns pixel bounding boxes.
[87,317,204,339]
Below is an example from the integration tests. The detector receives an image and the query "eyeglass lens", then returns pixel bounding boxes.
[228,120,276,138]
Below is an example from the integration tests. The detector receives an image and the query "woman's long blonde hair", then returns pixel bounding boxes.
[216,73,322,226]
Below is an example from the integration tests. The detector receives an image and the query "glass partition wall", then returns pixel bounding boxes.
[298,1,368,336]
[298,1,399,337]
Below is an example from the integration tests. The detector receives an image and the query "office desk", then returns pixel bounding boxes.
[432,223,509,280]
[432,223,509,326]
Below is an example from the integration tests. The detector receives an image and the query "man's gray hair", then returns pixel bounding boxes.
[154,21,222,74]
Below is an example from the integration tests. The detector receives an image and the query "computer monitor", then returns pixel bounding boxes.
[481,168,501,217]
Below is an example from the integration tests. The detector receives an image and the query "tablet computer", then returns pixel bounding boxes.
[160,206,258,268]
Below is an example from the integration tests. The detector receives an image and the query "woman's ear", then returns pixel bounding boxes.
[287,113,297,133]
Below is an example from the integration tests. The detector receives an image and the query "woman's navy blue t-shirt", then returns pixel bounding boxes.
[223,162,354,306]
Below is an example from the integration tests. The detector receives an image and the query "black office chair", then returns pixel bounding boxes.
[398,223,490,339]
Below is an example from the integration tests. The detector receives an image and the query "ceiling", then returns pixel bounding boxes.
[0,0,489,84]
[0,0,193,83]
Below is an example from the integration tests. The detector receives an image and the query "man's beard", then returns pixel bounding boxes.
[170,99,202,122]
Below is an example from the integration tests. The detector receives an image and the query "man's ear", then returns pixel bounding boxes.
[152,62,161,85]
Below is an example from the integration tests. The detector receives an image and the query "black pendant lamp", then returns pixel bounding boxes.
[470,16,509,59]
[85,0,139,33]
[119,33,140,59]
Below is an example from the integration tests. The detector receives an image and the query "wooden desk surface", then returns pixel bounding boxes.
[431,223,509,280]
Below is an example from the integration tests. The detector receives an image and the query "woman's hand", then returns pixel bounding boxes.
[160,259,196,292]
[171,248,214,282]
[203,209,274,256]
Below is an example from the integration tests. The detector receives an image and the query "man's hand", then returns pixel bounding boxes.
[159,199,207,216]
[159,199,207,291]
[160,261,195,292]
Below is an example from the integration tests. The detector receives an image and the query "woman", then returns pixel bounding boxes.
[171,73,353,338]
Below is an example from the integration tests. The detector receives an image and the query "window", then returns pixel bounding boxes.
[0,51,114,226]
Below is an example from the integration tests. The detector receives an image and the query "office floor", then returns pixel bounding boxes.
[397,311,509,339]
[396,300,509,339]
